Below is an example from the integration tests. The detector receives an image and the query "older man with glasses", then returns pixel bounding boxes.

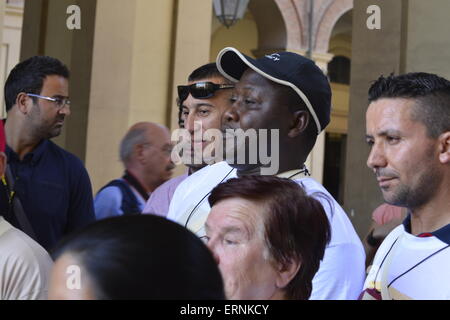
[95,122,175,219]
[1,56,95,251]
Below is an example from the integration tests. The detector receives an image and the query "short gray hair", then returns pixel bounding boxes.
[119,127,149,164]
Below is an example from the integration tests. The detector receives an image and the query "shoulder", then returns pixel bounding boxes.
[294,177,328,194]
[374,224,405,257]
[0,229,51,265]
[94,183,124,219]
[293,177,336,213]
[0,221,52,299]
[154,173,188,195]
[174,162,235,196]
[95,183,124,201]
[47,140,86,169]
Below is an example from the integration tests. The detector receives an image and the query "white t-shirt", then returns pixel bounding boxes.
[0,217,53,300]
[362,219,450,300]
[167,161,366,300]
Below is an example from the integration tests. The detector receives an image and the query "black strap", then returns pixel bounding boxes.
[5,165,38,241]
[122,170,149,201]
[98,179,141,215]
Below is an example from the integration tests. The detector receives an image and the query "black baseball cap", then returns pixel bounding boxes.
[216,47,332,134]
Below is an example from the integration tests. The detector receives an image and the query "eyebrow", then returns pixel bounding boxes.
[204,224,246,236]
[222,226,245,234]
[194,103,214,108]
[181,103,214,109]
[372,129,402,137]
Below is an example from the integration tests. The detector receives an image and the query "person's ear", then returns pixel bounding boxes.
[0,152,6,177]
[275,258,301,290]
[288,110,309,138]
[438,131,450,164]
[135,144,147,164]
[16,92,31,115]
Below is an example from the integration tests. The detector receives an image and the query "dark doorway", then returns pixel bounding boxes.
[323,132,347,204]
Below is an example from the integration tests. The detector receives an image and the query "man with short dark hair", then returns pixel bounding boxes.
[143,63,234,217]
[362,72,450,300]
[95,122,174,219]
[167,48,366,300]
[1,56,95,251]
[205,175,331,300]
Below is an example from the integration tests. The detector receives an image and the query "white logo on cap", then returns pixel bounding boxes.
[265,53,281,62]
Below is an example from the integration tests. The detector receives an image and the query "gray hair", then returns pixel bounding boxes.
[119,127,149,164]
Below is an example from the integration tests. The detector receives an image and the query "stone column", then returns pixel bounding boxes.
[84,0,176,192]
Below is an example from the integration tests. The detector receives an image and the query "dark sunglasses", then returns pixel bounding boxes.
[177,82,234,102]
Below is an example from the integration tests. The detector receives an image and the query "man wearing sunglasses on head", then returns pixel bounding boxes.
[1,56,95,251]
[143,63,234,217]
[165,48,366,300]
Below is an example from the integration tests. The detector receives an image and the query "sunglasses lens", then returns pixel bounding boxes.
[191,82,215,99]
[177,86,189,102]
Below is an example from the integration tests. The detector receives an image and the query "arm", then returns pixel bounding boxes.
[65,164,96,233]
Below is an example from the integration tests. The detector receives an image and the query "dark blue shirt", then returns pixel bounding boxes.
[4,139,95,251]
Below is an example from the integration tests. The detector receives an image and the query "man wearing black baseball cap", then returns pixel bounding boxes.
[167,48,365,299]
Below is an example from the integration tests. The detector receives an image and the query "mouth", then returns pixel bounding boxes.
[377,177,397,188]
[191,140,210,150]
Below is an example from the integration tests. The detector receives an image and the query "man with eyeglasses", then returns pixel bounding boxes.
[1,56,95,251]
[95,122,175,219]
[143,63,234,217]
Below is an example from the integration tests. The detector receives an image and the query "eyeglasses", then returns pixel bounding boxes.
[141,143,173,156]
[177,82,234,103]
[26,93,71,109]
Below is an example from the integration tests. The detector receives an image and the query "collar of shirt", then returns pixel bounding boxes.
[6,140,48,165]
[277,169,309,180]
[403,213,450,245]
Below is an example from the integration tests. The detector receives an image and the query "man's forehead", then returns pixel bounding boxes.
[366,98,421,133]
[208,198,262,231]
[187,75,229,85]
[181,100,214,109]
[41,75,69,93]
[235,70,280,95]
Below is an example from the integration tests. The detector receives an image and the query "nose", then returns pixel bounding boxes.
[58,104,71,116]
[184,112,196,134]
[223,103,239,125]
[367,141,387,170]
[206,241,220,265]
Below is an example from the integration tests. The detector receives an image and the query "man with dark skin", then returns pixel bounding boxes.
[168,48,365,300]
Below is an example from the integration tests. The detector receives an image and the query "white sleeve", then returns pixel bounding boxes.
[310,242,366,300]
[0,229,53,300]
